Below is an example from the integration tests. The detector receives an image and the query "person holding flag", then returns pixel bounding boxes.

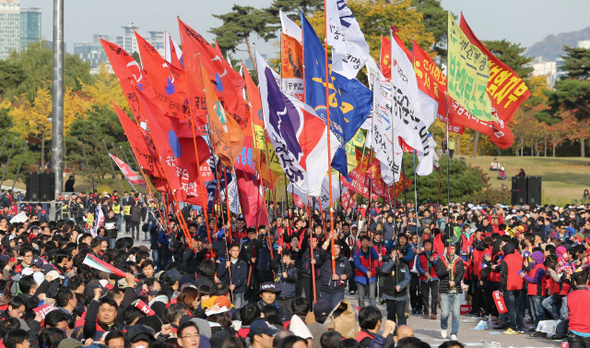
[320,232,352,309]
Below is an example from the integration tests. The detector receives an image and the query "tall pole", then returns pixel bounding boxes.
[51,0,65,196]
[0,137,17,189]
[11,140,28,191]
[79,141,95,192]
[0,138,7,166]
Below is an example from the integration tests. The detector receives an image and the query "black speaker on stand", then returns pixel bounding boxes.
[527,176,542,206]
[39,172,55,201]
[25,172,40,201]
[511,176,527,205]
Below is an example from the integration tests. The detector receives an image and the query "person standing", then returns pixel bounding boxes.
[301,236,322,301]
[436,243,464,341]
[104,210,118,249]
[417,239,439,320]
[448,137,455,159]
[353,235,381,308]
[320,234,352,309]
[130,201,142,241]
[561,270,590,348]
[381,248,411,325]
[499,242,525,335]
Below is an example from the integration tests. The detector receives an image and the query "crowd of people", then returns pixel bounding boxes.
[1,187,590,348]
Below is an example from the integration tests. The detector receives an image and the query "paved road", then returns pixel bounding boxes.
[341,293,562,348]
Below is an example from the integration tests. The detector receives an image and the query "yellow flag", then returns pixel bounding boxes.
[447,12,496,122]
[345,129,366,171]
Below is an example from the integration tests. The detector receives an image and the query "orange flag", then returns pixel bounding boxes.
[199,58,244,172]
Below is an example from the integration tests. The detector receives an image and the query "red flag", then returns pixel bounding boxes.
[112,103,164,188]
[135,31,192,122]
[109,153,146,187]
[236,169,268,227]
[102,39,155,122]
[178,19,248,127]
[412,41,464,135]
[135,88,210,202]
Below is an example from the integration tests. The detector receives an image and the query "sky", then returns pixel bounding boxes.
[20,0,590,57]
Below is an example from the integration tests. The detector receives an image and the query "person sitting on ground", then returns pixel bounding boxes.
[498,167,507,180]
[490,158,500,171]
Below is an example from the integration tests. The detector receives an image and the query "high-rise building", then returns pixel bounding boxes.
[0,0,21,59]
[74,33,111,73]
[120,24,139,54]
[20,7,41,49]
[147,31,164,56]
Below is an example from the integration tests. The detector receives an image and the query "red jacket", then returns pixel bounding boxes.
[566,286,590,334]
[503,253,524,290]
[472,245,491,278]
[526,263,547,296]
[418,251,439,281]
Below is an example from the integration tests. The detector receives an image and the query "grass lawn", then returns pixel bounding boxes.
[463,155,590,205]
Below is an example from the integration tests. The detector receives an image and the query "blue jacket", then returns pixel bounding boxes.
[275,263,299,298]
[216,258,248,294]
[353,247,380,285]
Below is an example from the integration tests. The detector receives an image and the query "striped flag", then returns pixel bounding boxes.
[93,204,104,237]
[83,254,127,278]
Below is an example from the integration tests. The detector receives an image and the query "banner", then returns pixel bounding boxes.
[325,0,370,79]
[366,57,403,185]
[237,169,268,227]
[281,33,304,101]
[447,12,495,122]
[412,41,464,134]
[109,153,147,187]
[390,31,430,153]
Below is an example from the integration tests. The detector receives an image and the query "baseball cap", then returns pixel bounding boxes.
[248,319,278,338]
[164,270,181,283]
[31,257,43,268]
[125,325,155,345]
[258,282,281,294]
[313,300,332,318]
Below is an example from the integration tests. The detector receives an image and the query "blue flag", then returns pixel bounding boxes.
[302,12,372,178]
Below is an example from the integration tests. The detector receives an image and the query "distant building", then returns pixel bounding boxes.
[20,7,41,48]
[119,24,139,54]
[73,33,111,73]
[528,40,590,88]
[147,30,164,56]
[0,0,21,59]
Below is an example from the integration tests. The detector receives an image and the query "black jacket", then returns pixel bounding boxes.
[436,254,465,294]
[217,258,248,294]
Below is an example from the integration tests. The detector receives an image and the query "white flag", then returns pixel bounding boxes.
[415,91,438,176]
[289,173,343,209]
[326,0,370,79]
[366,57,403,185]
[280,10,301,43]
[390,33,429,153]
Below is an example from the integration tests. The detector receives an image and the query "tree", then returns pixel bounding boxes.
[482,40,533,81]
[209,5,277,67]
[307,0,435,61]
[410,0,448,55]
[265,0,323,21]
[2,41,93,102]
[402,154,487,205]
[0,60,25,96]
[541,46,590,122]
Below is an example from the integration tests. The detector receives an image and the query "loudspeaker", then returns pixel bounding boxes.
[39,172,55,201]
[511,176,527,205]
[25,172,40,201]
[527,176,542,206]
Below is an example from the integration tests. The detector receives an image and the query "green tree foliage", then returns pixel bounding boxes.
[482,39,533,81]
[265,0,323,20]
[209,5,277,65]
[66,105,128,179]
[402,154,487,204]
[2,41,93,102]
[540,46,590,122]
[411,0,447,53]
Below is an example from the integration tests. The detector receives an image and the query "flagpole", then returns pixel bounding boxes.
[410,39,419,216]
[323,1,336,273]
[446,11,451,208]
[262,130,279,221]
[389,29,397,233]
